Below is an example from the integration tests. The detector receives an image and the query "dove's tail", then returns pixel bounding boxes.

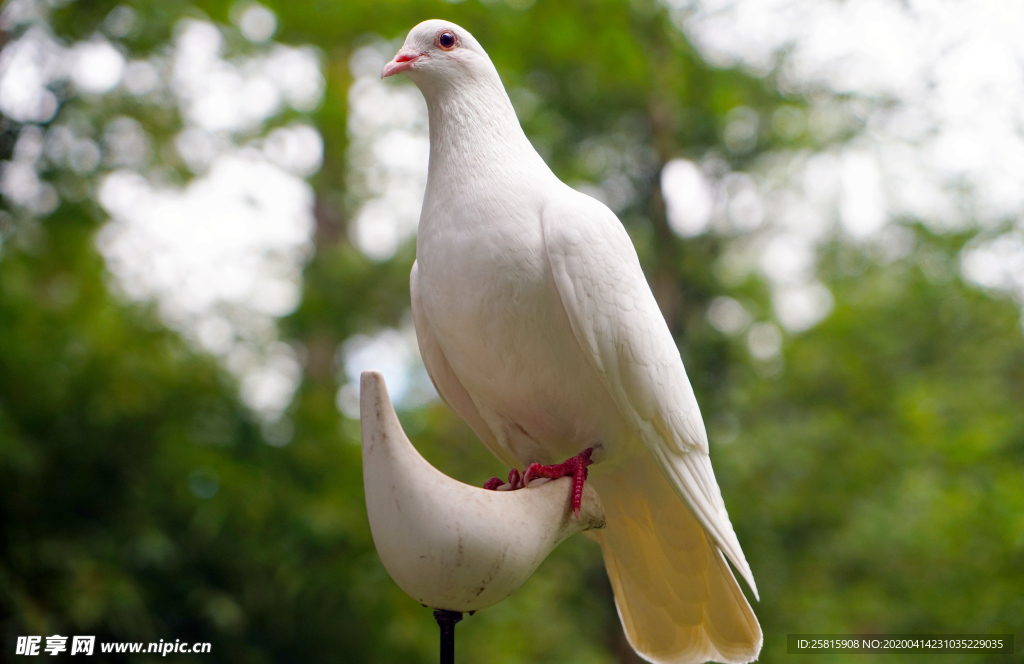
[590,456,762,664]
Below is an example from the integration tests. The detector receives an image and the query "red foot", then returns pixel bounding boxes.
[482,449,595,519]
[483,468,523,491]
[523,448,594,519]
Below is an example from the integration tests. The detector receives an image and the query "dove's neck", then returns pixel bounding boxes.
[422,72,552,185]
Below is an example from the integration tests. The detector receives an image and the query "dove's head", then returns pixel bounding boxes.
[381,20,535,162]
[382,20,493,90]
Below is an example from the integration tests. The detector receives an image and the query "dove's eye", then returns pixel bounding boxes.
[437,31,457,50]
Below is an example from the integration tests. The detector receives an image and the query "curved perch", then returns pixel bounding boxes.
[361,370,606,612]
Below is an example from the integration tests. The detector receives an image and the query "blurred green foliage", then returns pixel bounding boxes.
[1,0,1022,662]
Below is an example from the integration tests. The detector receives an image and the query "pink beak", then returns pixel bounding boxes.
[382,48,423,78]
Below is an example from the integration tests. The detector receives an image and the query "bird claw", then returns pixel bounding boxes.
[482,468,523,491]
[483,448,594,519]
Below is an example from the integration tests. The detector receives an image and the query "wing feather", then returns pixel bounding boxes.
[542,191,758,599]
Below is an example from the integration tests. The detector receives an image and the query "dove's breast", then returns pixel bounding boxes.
[415,185,633,468]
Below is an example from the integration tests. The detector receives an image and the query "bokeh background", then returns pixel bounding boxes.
[1,0,1022,661]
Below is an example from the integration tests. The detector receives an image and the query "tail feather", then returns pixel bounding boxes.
[592,459,762,664]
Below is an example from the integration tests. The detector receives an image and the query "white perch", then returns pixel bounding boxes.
[361,370,606,613]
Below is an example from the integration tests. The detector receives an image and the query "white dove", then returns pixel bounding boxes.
[383,20,762,664]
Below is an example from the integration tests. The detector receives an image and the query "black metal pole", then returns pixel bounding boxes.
[433,609,463,664]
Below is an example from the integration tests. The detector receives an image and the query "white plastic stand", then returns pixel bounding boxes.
[360,371,606,662]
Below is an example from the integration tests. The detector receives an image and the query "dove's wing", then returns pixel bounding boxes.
[542,190,758,599]
[411,261,519,470]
